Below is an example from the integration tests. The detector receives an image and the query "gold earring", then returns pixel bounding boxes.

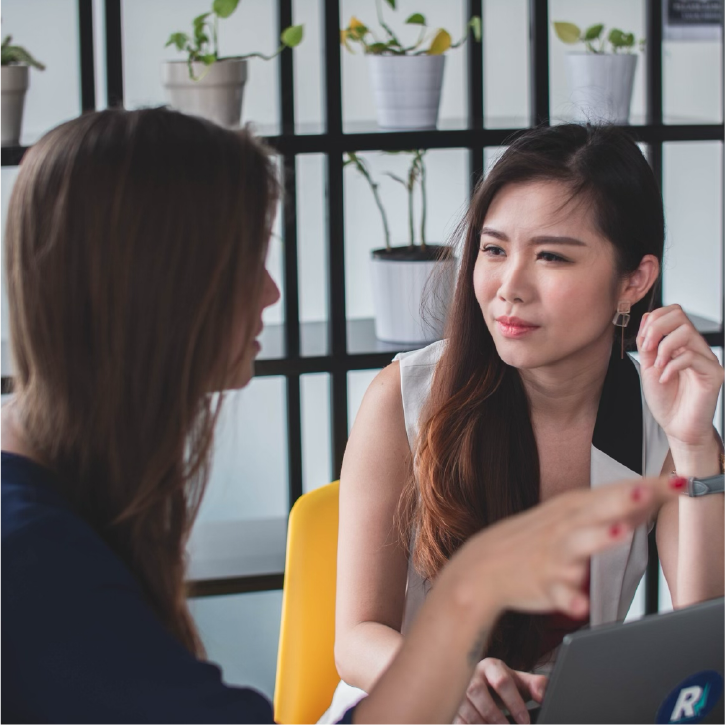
[612,301,631,359]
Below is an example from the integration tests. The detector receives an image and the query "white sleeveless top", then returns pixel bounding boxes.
[320,341,670,723]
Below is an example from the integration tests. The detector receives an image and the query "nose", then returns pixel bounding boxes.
[497,254,529,305]
[262,268,281,310]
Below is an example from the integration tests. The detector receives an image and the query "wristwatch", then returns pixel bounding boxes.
[673,453,725,496]
[685,474,725,497]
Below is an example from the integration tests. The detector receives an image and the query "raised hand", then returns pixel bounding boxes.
[635,304,723,449]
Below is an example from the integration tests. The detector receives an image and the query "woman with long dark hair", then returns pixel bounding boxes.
[328,124,724,723]
[1,109,682,724]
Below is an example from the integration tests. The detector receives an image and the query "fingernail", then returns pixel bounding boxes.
[670,476,688,490]
[654,356,664,368]
[631,485,642,501]
[516,713,528,724]
[642,339,651,351]
[609,523,622,537]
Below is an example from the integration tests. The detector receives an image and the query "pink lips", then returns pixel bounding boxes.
[496,316,540,338]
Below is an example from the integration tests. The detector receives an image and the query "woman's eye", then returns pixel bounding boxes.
[481,245,505,256]
[538,251,568,263]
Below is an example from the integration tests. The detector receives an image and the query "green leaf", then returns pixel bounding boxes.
[281,24,304,48]
[212,0,240,19]
[367,41,391,54]
[193,12,210,29]
[468,16,482,42]
[405,13,426,26]
[2,36,11,51]
[384,0,396,8]
[1,44,45,69]
[200,53,217,65]
[427,29,451,55]
[608,28,634,48]
[553,21,581,44]
[166,32,189,51]
[583,23,604,41]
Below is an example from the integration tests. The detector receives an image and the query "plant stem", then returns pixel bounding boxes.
[213,14,219,59]
[350,154,391,250]
[418,152,427,249]
[376,0,403,48]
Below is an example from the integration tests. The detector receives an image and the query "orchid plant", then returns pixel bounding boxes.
[345,150,428,251]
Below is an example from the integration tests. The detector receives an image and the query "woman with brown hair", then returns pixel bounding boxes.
[2,109,685,723]
[328,124,724,723]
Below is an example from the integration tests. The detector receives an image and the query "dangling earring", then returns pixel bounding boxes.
[612,301,631,359]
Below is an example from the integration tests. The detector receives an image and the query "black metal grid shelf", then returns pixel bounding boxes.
[1,0,723,605]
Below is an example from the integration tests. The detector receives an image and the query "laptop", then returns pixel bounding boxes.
[533,597,724,724]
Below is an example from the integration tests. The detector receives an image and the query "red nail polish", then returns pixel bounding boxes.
[609,523,622,537]
[670,476,688,490]
[631,485,642,501]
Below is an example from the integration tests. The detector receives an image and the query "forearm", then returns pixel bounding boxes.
[335,622,404,693]
[670,434,724,607]
[355,564,501,724]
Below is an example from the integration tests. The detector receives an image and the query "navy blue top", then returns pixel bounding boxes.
[2,452,356,724]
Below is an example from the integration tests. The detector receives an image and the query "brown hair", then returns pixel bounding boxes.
[400,124,664,670]
[5,108,279,655]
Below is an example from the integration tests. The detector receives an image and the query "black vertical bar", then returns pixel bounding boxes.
[279,0,303,507]
[105,0,124,107]
[529,0,550,126]
[467,0,484,191]
[78,0,96,112]
[286,375,303,505]
[644,0,664,616]
[467,0,484,130]
[323,0,348,477]
[646,0,663,126]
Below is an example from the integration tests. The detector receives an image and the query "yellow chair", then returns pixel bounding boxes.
[274,481,341,724]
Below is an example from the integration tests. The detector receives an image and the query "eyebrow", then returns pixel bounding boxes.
[480,227,587,247]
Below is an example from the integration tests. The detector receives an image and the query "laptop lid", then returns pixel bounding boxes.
[537,597,724,724]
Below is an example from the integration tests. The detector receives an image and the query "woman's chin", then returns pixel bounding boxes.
[494,341,553,371]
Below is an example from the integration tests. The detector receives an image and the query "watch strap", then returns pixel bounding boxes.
[687,473,725,497]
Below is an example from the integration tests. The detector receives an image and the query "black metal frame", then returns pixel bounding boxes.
[1,0,723,609]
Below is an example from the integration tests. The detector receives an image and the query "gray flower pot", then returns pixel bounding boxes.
[161,58,248,128]
[2,65,30,146]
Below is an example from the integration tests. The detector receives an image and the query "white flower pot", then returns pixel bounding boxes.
[564,53,638,124]
[161,59,248,128]
[2,65,29,146]
[370,246,456,344]
[367,55,445,129]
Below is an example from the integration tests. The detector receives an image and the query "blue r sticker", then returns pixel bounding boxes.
[657,670,724,724]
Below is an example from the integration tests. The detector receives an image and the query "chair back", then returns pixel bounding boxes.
[274,481,340,724]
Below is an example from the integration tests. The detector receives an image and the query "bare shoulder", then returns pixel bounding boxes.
[342,361,410,486]
[350,362,405,440]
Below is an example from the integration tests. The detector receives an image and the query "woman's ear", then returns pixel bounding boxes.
[619,254,660,305]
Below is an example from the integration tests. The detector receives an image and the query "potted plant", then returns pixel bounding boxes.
[341,0,481,129]
[1,35,45,146]
[553,21,644,124]
[163,0,303,128]
[345,150,456,344]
